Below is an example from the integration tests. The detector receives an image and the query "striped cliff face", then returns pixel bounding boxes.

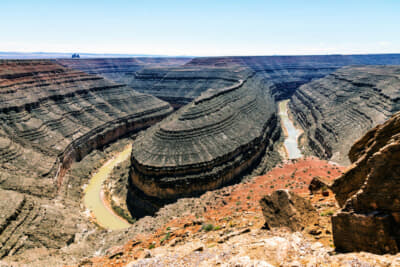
[0,60,172,197]
[290,65,400,165]
[128,66,281,213]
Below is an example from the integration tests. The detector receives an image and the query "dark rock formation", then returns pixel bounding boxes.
[0,60,172,197]
[291,65,400,164]
[130,66,244,108]
[308,176,331,194]
[260,190,318,231]
[121,55,400,108]
[129,68,281,214]
[56,58,190,97]
[331,111,400,254]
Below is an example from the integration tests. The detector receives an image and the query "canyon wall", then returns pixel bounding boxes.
[120,55,400,108]
[128,66,281,215]
[56,58,190,96]
[0,60,173,197]
[291,65,400,164]
[124,55,400,215]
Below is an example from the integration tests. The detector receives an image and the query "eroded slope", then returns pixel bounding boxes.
[0,60,172,196]
[291,65,400,164]
[129,67,281,213]
[56,58,190,97]
[127,55,400,108]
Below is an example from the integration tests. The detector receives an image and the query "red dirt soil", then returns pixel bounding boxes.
[85,157,346,266]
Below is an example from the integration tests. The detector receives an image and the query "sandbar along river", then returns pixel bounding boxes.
[278,100,302,159]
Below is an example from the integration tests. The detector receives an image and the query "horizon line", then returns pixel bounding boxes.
[1,51,400,59]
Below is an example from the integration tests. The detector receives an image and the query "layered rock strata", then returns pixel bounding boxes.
[129,66,245,108]
[0,60,172,196]
[331,111,400,254]
[56,58,190,99]
[129,69,280,214]
[291,65,400,164]
[124,55,400,108]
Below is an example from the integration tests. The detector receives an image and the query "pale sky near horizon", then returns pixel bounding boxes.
[1,0,399,56]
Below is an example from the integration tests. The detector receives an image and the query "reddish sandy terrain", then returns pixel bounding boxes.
[85,157,346,266]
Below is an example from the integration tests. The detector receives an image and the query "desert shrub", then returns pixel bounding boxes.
[160,232,171,243]
[202,224,214,232]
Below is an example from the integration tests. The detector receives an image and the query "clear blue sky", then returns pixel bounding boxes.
[1,0,399,56]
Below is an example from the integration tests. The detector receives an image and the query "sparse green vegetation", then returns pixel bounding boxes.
[213,225,221,231]
[111,200,136,224]
[320,210,334,216]
[202,224,214,232]
[160,232,171,243]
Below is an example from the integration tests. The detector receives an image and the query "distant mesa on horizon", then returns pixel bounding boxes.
[0,51,188,59]
[1,51,400,60]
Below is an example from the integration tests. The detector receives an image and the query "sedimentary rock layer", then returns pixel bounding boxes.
[0,60,172,196]
[291,65,400,164]
[123,55,400,107]
[56,58,190,96]
[129,68,280,204]
[129,66,246,108]
[331,111,400,254]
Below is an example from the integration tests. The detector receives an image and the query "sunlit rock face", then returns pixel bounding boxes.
[125,55,400,215]
[121,55,400,108]
[331,111,400,254]
[291,65,400,164]
[129,66,280,204]
[0,60,172,197]
[57,57,192,108]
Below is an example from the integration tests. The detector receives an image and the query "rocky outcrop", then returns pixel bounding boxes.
[129,68,281,214]
[308,176,331,195]
[57,58,191,108]
[260,190,318,231]
[129,66,246,108]
[0,188,83,259]
[331,111,400,254]
[0,60,172,196]
[291,65,400,164]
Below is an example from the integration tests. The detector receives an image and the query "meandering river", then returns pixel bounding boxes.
[84,144,132,230]
[83,100,301,230]
[278,100,302,159]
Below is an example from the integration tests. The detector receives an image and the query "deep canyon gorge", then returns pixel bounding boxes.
[1,55,400,266]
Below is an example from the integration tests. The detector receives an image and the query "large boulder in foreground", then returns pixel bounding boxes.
[331,111,400,254]
[260,190,318,231]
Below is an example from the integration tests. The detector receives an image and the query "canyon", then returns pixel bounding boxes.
[291,65,400,164]
[0,60,173,197]
[0,55,400,266]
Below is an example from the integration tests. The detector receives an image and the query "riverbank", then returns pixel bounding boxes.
[278,100,303,159]
[84,144,133,230]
